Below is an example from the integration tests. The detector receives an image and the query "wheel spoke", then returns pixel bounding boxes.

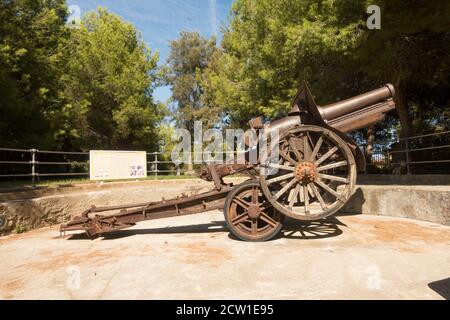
[279,149,297,165]
[307,132,315,152]
[303,135,311,160]
[310,182,327,210]
[274,178,298,200]
[231,212,249,225]
[309,136,323,161]
[260,201,273,211]
[260,211,277,228]
[288,136,303,162]
[267,163,295,171]
[288,184,301,209]
[251,187,258,204]
[303,184,310,214]
[267,172,295,185]
[317,160,348,172]
[314,179,340,198]
[232,197,251,209]
[318,173,349,183]
[251,219,258,234]
[315,146,338,166]
[307,184,314,198]
[299,185,304,203]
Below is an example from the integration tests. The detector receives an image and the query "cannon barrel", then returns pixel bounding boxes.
[318,84,395,121]
[252,82,397,141]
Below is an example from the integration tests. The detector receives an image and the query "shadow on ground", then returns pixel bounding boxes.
[428,278,450,300]
[66,220,227,240]
[280,216,346,240]
[67,215,349,242]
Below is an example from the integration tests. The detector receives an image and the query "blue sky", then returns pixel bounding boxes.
[67,0,234,102]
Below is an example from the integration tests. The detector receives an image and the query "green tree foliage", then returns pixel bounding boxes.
[204,0,360,128]
[59,8,164,150]
[204,0,450,138]
[165,31,220,131]
[0,0,69,148]
[0,3,164,151]
[355,1,450,137]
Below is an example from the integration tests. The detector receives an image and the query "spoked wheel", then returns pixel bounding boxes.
[260,125,356,220]
[224,180,284,241]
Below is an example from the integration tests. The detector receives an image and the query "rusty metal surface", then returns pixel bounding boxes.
[61,185,234,237]
[318,84,396,121]
[327,99,396,133]
[224,180,284,241]
[260,125,357,221]
[61,83,397,241]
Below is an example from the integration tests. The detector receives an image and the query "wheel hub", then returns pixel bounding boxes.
[295,162,317,183]
[247,204,261,219]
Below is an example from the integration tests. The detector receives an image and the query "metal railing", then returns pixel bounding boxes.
[366,130,450,174]
[0,148,90,184]
[0,149,232,184]
[146,151,246,178]
[147,151,181,178]
[0,149,182,184]
[1,131,448,185]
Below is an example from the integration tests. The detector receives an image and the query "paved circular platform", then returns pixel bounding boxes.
[0,211,449,299]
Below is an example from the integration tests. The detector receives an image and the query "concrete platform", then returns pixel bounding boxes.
[0,211,449,299]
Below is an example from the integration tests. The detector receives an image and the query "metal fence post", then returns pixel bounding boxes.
[30,148,37,186]
[405,138,411,175]
[154,152,158,179]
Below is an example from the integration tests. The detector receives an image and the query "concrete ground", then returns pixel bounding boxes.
[0,211,449,300]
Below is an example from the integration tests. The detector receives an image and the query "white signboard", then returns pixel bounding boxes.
[89,150,147,181]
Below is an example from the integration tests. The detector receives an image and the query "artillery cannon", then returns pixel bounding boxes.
[61,82,396,241]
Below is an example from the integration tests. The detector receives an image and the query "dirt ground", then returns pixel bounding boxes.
[0,211,449,300]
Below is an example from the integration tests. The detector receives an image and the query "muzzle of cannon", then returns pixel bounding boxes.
[60,82,397,242]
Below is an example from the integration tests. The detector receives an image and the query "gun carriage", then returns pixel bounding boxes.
[61,82,396,241]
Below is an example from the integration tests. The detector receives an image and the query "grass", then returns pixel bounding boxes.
[14,225,27,234]
[0,174,199,190]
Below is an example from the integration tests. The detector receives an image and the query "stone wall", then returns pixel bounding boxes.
[0,179,217,235]
[342,185,450,226]
[0,177,449,235]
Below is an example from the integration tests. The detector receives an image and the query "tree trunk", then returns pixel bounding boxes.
[365,126,375,159]
[394,79,414,138]
[392,78,413,175]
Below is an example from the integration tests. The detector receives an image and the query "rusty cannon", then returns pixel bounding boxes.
[61,82,396,241]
